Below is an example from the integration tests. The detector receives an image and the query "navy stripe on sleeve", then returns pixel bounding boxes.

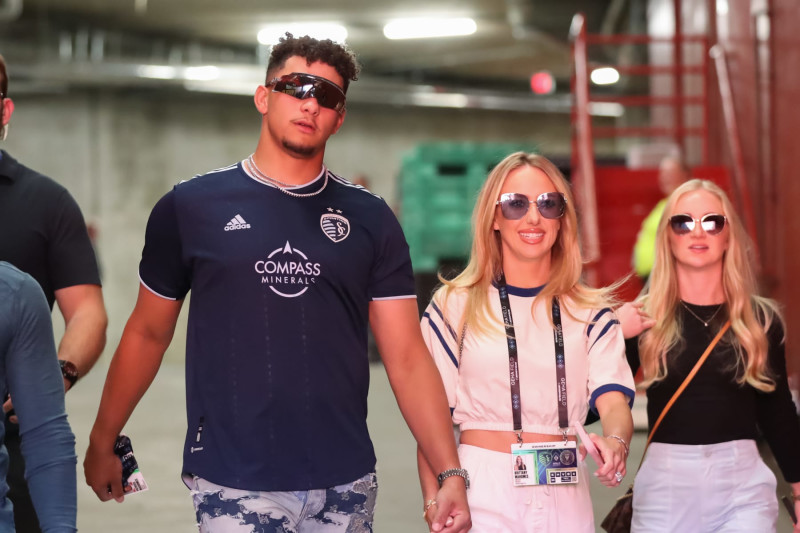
[431,301,459,342]
[588,384,635,413]
[423,313,459,368]
[590,320,620,350]
[587,308,613,336]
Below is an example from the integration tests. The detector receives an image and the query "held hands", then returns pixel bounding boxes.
[422,478,471,533]
[589,433,629,488]
[84,440,126,503]
[618,301,656,339]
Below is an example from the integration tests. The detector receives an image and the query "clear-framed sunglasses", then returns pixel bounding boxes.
[496,192,567,220]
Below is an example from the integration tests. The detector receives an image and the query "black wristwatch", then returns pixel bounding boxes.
[437,468,470,489]
[59,360,80,387]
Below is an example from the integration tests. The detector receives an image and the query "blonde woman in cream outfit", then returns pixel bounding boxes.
[419,152,635,532]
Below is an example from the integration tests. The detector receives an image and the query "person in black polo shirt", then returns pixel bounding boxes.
[0,53,108,532]
[84,34,470,532]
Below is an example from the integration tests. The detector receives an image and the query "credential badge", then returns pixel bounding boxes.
[320,211,350,243]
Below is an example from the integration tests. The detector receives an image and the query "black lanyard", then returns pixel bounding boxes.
[497,273,568,443]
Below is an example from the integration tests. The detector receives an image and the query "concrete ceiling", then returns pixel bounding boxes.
[0,0,634,111]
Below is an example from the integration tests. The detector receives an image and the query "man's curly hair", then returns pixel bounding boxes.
[266,33,360,92]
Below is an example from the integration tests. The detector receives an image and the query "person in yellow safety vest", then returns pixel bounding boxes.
[632,156,691,281]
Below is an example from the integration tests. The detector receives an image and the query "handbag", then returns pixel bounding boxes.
[600,320,731,533]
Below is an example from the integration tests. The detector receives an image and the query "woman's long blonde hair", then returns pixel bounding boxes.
[639,179,781,391]
[432,152,617,338]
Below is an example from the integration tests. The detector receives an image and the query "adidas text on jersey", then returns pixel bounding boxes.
[225,214,251,231]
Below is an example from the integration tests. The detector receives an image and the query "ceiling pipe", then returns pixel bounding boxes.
[9,59,622,116]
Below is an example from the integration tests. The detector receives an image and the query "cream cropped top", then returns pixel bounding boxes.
[421,283,635,436]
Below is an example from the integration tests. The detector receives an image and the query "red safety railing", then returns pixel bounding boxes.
[570,3,763,289]
[569,13,600,284]
[570,3,711,284]
[709,44,760,263]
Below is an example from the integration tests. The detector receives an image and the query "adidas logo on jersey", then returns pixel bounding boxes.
[224,215,251,231]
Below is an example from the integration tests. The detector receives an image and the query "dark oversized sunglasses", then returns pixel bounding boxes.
[267,72,346,112]
[668,213,727,235]
[496,192,567,220]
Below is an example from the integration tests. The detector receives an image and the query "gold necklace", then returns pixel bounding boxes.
[680,301,723,327]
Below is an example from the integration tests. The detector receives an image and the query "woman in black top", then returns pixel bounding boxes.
[621,179,800,532]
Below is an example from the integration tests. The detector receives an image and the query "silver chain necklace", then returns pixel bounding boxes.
[680,300,723,327]
[246,154,328,198]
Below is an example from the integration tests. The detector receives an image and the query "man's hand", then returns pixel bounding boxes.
[426,478,471,533]
[84,441,126,503]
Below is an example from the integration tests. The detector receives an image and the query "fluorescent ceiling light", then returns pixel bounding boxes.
[590,67,620,85]
[588,102,625,117]
[258,23,348,45]
[716,0,729,15]
[137,65,177,80]
[184,66,220,81]
[410,91,470,108]
[383,17,477,40]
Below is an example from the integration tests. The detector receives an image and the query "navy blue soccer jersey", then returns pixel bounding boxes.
[139,161,416,491]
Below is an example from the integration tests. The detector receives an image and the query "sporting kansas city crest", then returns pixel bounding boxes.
[320,209,350,243]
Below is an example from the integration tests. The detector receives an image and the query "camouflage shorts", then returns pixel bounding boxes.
[187,472,378,533]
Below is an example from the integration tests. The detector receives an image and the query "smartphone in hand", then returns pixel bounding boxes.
[574,424,604,467]
[114,434,149,494]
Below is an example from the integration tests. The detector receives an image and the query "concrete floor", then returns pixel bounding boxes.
[66,361,796,532]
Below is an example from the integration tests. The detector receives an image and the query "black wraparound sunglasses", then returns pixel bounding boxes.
[496,192,567,220]
[267,72,346,113]
[668,213,727,235]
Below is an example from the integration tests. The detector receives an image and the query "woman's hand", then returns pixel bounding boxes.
[790,483,800,532]
[422,479,471,533]
[617,301,656,339]
[589,432,629,488]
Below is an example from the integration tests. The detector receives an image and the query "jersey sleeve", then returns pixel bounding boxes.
[368,204,415,301]
[586,307,636,413]
[139,189,191,300]
[6,274,77,531]
[46,188,101,290]
[420,296,462,412]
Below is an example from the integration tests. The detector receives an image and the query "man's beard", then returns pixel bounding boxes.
[282,139,317,158]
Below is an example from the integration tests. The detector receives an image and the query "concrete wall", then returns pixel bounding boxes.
[3,88,576,362]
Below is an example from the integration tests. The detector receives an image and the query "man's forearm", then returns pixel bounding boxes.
[387,351,461,474]
[56,285,108,378]
[417,445,440,502]
[89,329,169,448]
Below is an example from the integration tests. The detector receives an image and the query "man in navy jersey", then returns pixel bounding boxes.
[84,34,470,532]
